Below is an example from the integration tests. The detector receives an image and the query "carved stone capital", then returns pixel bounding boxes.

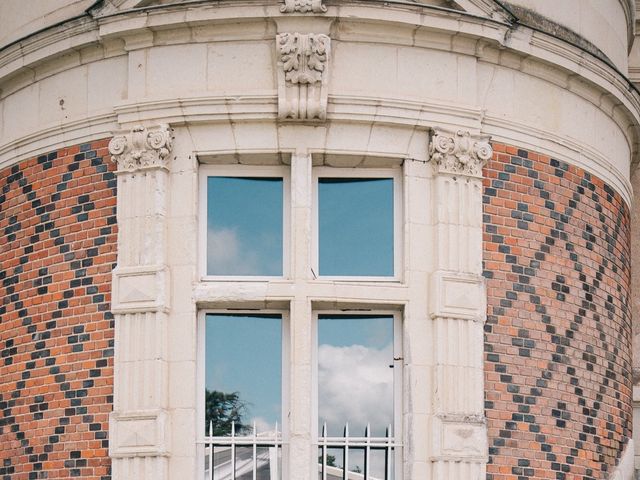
[109,124,174,173]
[276,33,330,120]
[429,128,492,178]
[281,0,326,13]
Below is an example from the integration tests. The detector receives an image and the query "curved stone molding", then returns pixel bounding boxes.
[281,0,326,13]
[429,128,492,178]
[109,124,174,172]
[276,33,330,120]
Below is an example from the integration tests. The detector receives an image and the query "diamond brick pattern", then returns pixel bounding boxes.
[0,139,116,480]
[484,144,632,480]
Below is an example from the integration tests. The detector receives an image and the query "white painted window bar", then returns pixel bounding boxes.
[317,423,397,480]
[201,421,396,480]
[202,421,282,480]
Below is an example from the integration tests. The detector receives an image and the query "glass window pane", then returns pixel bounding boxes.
[207,177,283,276]
[205,314,282,436]
[317,447,392,480]
[318,315,394,438]
[208,446,281,480]
[318,178,394,276]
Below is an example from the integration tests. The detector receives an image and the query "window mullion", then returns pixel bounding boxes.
[290,152,314,280]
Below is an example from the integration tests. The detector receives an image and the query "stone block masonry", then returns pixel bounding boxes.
[484,144,632,479]
[0,139,116,480]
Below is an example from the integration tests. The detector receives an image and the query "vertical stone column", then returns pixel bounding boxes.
[289,152,314,480]
[428,128,491,479]
[403,156,433,480]
[107,124,174,479]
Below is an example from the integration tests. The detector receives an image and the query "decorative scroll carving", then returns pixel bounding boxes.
[429,128,492,178]
[281,0,326,13]
[276,33,330,120]
[109,124,174,172]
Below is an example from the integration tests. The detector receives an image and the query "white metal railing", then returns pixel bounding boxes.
[200,421,397,480]
[317,423,397,480]
[201,421,282,480]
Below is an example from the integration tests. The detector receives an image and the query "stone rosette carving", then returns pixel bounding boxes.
[429,128,493,178]
[276,33,330,120]
[109,124,174,172]
[281,0,326,13]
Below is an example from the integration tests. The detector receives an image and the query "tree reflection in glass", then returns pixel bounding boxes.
[205,314,282,435]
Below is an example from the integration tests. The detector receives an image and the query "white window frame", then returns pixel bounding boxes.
[312,310,403,480]
[312,167,403,281]
[196,309,291,480]
[198,165,291,281]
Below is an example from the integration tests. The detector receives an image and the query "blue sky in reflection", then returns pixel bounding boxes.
[318,315,394,437]
[319,178,394,277]
[207,177,283,276]
[205,176,396,439]
[205,314,394,439]
[207,176,394,277]
[205,314,282,433]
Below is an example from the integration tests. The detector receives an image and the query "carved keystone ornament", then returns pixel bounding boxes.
[429,128,493,178]
[277,33,330,120]
[281,0,326,13]
[108,124,174,172]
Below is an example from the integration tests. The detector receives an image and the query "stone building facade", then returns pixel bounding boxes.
[1,1,639,480]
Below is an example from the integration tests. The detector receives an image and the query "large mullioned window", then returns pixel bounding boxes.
[199,162,403,480]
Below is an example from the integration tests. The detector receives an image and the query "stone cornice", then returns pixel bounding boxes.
[620,0,635,52]
[0,94,633,206]
[0,16,101,83]
[2,3,637,119]
[1,3,635,133]
[0,3,638,199]
[108,124,174,172]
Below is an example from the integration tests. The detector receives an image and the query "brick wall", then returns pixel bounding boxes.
[483,144,632,479]
[0,138,633,479]
[0,140,116,479]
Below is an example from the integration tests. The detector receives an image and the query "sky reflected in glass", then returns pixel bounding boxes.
[318,178,394,276]
[318,315,394,437]
[205,314,282,434]
[207,177,283,276]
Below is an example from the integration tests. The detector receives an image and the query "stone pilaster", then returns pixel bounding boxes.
[108,124,174,479]
[428,128,492,479]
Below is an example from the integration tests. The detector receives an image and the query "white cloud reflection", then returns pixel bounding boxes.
[207,227,262,275]
[318,343,393,437]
